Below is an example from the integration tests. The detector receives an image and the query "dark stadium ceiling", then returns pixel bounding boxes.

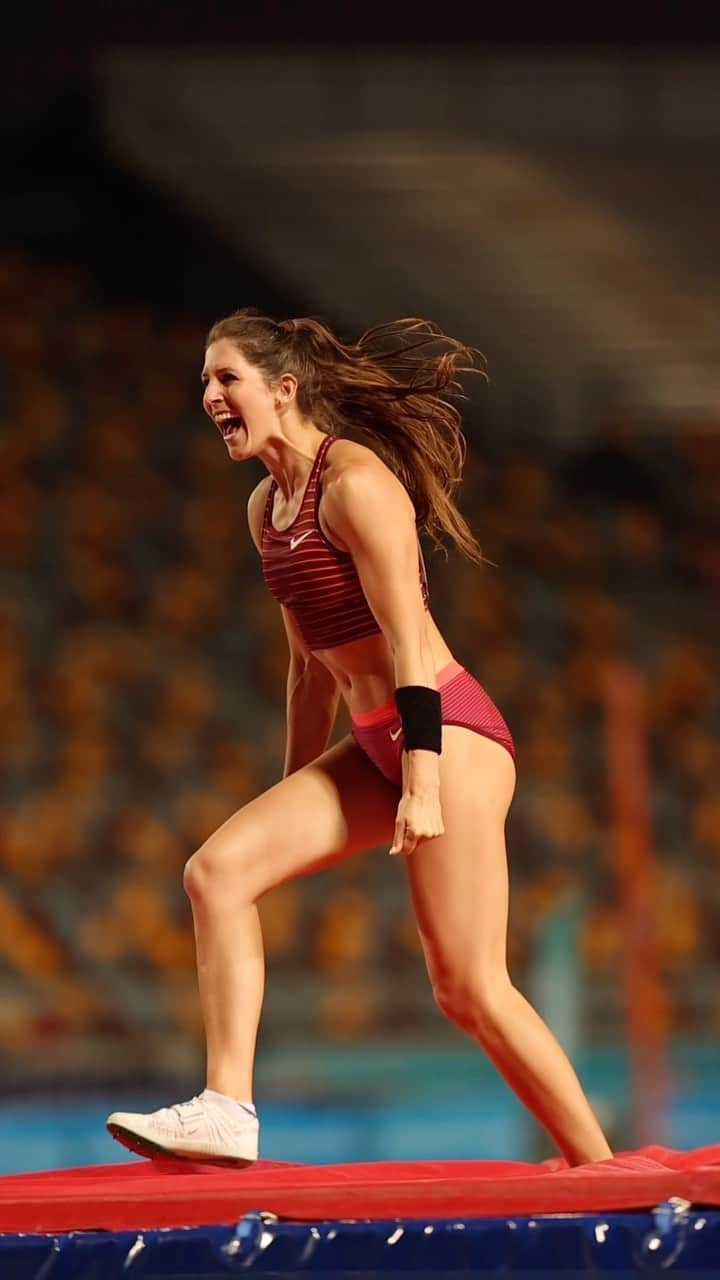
[7,0,720,50]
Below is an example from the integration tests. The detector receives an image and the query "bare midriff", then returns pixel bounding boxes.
[311,611,456,718]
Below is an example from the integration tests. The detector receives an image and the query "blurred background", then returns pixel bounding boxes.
[1,5,719,1172]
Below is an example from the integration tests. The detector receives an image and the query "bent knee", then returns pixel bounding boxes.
[183,848,219,903]
[183,851,206,901]
[183,838,257,906]
[433,969,514,1035]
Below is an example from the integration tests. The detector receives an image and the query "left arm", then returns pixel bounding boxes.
[323,460,443,833]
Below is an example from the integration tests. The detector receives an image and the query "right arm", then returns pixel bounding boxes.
[280,605,341,777]
[247,480,341,777]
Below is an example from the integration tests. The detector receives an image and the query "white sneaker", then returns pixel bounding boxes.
[106,1089,259,1165]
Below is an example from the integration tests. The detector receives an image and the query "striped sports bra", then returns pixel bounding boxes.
[261,433,430,651]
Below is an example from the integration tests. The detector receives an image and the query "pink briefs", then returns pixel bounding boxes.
[350,660,515,787]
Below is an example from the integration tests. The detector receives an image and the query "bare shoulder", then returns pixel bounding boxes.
[321,438,415,549]
[324,437,411,503]
[325,436,385,474]
[247,474,274,553]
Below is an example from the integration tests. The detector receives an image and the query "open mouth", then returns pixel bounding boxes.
[216,416,245,440]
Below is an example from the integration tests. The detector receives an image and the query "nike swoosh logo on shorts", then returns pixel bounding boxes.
[389,727,402,741]
[290,530,313,550]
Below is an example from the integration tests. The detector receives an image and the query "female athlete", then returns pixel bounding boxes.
[107,309,612,1167]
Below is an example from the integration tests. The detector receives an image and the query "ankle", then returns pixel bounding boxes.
[203,1087,256,1114]
[206,1074,253,1101]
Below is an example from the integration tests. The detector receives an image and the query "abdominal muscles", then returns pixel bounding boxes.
[314,612,454,716]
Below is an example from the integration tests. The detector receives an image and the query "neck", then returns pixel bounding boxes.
[261,424,328,501]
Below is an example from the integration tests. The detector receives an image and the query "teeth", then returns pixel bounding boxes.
[215,416,243,437]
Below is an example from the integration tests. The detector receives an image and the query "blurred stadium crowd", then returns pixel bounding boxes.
[0,249,718,1081]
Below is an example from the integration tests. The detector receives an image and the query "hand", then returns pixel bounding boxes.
[390,788,444,857]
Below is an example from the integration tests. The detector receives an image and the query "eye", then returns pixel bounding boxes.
[220,373,237,385]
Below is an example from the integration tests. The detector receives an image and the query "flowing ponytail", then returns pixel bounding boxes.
[206,308,487,563]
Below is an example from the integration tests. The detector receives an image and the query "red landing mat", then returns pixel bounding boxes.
[2,1147,720,1233]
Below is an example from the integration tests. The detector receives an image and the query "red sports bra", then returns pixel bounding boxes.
[261,434,430,651]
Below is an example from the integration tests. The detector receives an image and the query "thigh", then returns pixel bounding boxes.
[194,733,399,899]
[404,726,517,985]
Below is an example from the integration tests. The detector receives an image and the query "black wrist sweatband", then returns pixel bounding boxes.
[394,685,442,754]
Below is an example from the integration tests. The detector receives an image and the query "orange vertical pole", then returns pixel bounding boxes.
[603,661,669,1148]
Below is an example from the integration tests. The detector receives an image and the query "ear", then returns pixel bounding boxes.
[276,372,298,405]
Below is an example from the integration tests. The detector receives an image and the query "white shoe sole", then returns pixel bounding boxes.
[106,1116,258,1167]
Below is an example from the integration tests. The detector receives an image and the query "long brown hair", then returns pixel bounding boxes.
[206,308,487,563]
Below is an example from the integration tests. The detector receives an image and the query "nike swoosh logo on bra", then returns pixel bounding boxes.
[389,727,403,741]
[290,530,313,550]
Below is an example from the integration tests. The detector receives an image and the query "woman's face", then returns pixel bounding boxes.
[201,339,276,459]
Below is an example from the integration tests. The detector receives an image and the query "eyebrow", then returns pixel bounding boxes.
[200,366,236,384]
